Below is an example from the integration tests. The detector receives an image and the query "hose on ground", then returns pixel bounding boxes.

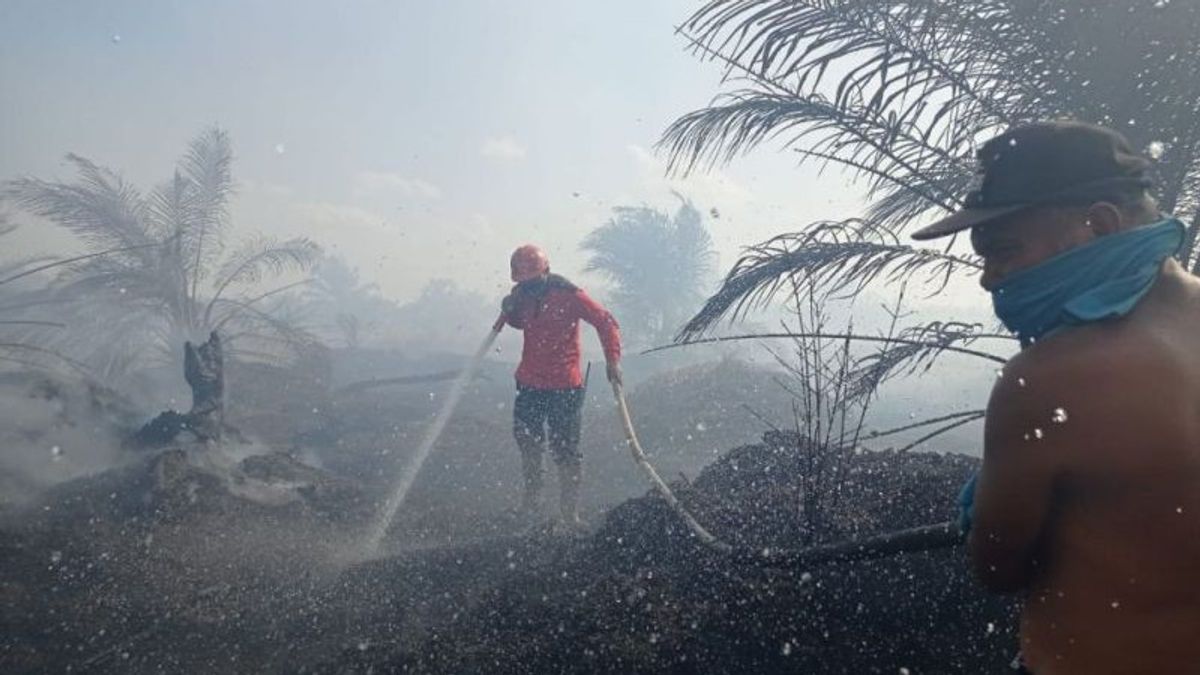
[610,381,965,567]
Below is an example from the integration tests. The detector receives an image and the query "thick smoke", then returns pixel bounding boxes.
[0,374,133,504]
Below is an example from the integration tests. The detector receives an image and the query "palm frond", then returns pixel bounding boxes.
[203,236,320,327]
[846,321,1013,400]
[180,126,234,291]
[646,331,1008,365]
[205,296,320,366]
[681,0,1022,129]
[676,219,980,342]
[3,154,153,253]
[0,241,164,288]
[659,90,969,213]
[211,279,312,332]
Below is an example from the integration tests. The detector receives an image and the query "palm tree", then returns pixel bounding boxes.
[581,195,717,347]
[659,0,1200,388]
[3,127,320,384]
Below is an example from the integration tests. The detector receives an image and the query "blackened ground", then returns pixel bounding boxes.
[313,440,1017,675]
[1,439,1015,674]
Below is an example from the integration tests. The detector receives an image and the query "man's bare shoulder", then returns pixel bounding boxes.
[1009,314,1176,390]
[1008,266,1200,393]
[990,313,1188,463]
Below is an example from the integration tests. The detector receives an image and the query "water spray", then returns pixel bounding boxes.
[362,315,505,556]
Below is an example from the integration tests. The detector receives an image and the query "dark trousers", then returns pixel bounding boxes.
[513,386,584,463]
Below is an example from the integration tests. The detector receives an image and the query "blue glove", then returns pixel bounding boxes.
[957,473,978,535]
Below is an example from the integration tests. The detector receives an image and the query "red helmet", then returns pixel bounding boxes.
[510,244,550,283]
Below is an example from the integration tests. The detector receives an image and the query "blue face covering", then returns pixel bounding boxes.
[990,218,1185,346]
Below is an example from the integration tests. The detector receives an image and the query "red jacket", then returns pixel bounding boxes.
[503,278,621,390]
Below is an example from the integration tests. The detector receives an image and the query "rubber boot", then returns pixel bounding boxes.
[519,450,544,521]
[557,459,584,532]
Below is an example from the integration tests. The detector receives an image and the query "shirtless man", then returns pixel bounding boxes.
[913,121,1200,674]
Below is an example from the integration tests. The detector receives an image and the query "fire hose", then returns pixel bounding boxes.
[609,381,965,568]
[493,312,964,568]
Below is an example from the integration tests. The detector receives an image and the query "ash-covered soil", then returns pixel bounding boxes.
[1,437,1016,674]
[1,359,1015,674]
[318,440,1016,675]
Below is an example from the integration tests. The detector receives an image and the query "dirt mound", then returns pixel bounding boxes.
[317,439,1017,675]
[0,443,368,673]
[582,358,795,502]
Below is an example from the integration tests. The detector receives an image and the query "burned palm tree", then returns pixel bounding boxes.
[660,0,1200,386]
[3,127,321,386]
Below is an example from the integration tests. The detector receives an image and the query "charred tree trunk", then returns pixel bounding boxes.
[183,331,224,441]
[128,331,235,449]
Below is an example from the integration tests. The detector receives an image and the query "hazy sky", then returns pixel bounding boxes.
[0,0,1003,450]
[0,0,895,303]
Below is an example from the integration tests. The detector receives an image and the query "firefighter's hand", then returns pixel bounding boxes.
[606,361,623,386]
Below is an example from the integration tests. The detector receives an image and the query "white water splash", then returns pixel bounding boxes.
[363,326,501,556]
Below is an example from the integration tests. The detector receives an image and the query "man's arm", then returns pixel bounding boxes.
[969,361,1065,593]
[572,289,621,380]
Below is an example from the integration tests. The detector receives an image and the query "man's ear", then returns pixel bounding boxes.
[1084,202,1124,236]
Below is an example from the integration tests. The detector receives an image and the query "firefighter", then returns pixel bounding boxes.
[499,244,622,528]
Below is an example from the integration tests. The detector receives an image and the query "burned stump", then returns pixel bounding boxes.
[128,331,239,449]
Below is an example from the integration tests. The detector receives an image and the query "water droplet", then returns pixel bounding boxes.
[50,445,62,461]
[1111,600,1121,609]
[1033,428,1044,440]
[274,143,287,155]
[695,422,707,432]
[1018,378,1027,387]
[118,287,127,294]
[357,641,369,652]
[781,642,793,656]
[1154,0,1169,8]
[1147,141,1167,159]
[899,668,912,675]
[1176,506,1184,514]
[986,622,996,634]
[50,551,62,564]
[111,34,122,44]
[1051,408,1068,424]
[995,369,1004,379]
